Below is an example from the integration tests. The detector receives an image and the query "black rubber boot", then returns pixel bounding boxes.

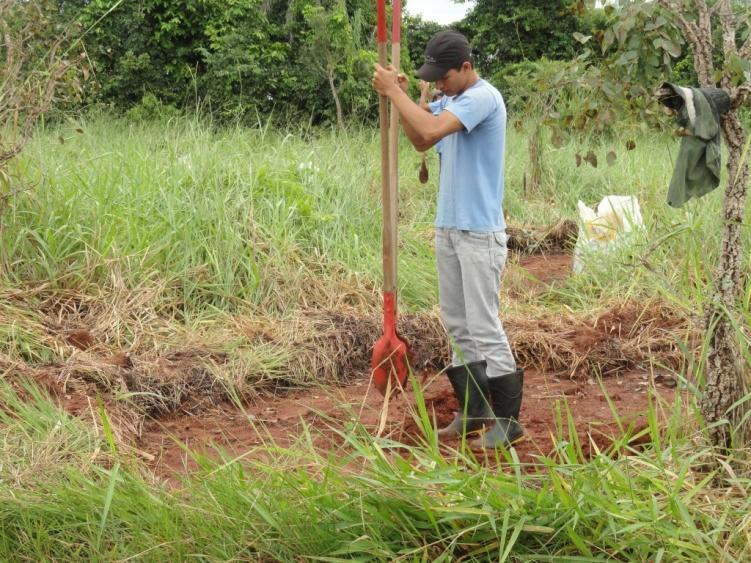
[472,368,525,449]
[437,360,496,438]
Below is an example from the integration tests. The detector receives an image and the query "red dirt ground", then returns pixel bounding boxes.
[513,252,573,286]
[138,367,677,478]
[32,252,681,480]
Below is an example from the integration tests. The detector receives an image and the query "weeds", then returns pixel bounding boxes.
[1,116,750,559]
[1,380,750,560]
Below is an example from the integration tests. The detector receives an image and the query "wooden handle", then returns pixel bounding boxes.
[385,0,401,293]
[391,0,401,44]
[376,0,391,292]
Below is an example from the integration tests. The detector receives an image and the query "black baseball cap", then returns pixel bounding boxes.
[416,31,471,82]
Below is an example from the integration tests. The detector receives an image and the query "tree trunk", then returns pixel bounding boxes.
[701,109,750,449]
[327,69,345,131]
[665,0,751,451]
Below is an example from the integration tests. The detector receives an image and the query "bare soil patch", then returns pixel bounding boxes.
[136,367,678,480]
[507,252,574,295]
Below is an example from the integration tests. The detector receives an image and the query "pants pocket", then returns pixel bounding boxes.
[492,231,508,270]
[492,231,507,248]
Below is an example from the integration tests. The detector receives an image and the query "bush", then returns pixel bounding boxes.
[125,93,180,122]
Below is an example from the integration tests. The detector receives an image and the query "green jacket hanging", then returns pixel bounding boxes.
[658,83,731,208]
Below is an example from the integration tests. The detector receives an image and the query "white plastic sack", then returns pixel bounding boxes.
[573,195,644,273]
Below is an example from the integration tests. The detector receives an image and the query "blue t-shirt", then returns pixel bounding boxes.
[435,79,507,232]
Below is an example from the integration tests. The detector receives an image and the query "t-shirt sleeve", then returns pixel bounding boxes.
[445,88,495,133]
[428,100,443,115]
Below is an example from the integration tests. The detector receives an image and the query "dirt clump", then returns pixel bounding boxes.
[65,329,96,350]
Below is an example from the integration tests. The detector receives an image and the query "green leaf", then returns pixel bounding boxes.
[98,398,118,454]
[663,40,681,58]
[573,32,592,45]
[644,16,667,32]
[566,525,594,557]
[725,54,751,86]
[97,462,121,550]
[615,51,638,66]
[614,22,627,45]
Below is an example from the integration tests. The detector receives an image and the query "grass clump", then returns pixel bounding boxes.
[0,381,750,561]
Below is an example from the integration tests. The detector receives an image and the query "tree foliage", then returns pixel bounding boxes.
[25,0,597,123]
[456,0,584,79]
[75,0,377,124]
[402,13,444,74]
[0,0,85,180]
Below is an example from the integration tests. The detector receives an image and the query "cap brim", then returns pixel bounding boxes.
[416,63,446,82]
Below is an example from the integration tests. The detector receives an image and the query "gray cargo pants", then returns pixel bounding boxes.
[435,228,516,378]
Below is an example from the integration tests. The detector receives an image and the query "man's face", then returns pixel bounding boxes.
[434,63,471,97]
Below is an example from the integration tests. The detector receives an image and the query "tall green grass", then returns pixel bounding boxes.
[7,115,744,317]
[10,118,433,311]
[1,380,750,561]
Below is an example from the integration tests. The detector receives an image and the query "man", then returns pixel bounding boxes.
[372,31,523,448]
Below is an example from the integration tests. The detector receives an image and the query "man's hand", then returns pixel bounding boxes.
[419,80,431,96]
[372,64,401,97]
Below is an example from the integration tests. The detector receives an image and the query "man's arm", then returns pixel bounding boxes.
[373,64,463,152]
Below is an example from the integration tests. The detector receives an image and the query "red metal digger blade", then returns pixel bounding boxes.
[371,292,410,395]
[371,332,409,395]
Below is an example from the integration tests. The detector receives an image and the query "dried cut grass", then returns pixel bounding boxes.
[412,220,577,256]
[3,281,692,424]
[239,309,448,386]
[506,219,578,255]
[509,299,692,378]
[47,348,228,416]
[242,299,691,385]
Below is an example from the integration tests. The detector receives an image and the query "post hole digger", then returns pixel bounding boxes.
[370,0,410,396]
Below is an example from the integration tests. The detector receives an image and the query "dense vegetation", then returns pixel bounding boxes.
[2,1,751,560]
[33,0,597,124]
